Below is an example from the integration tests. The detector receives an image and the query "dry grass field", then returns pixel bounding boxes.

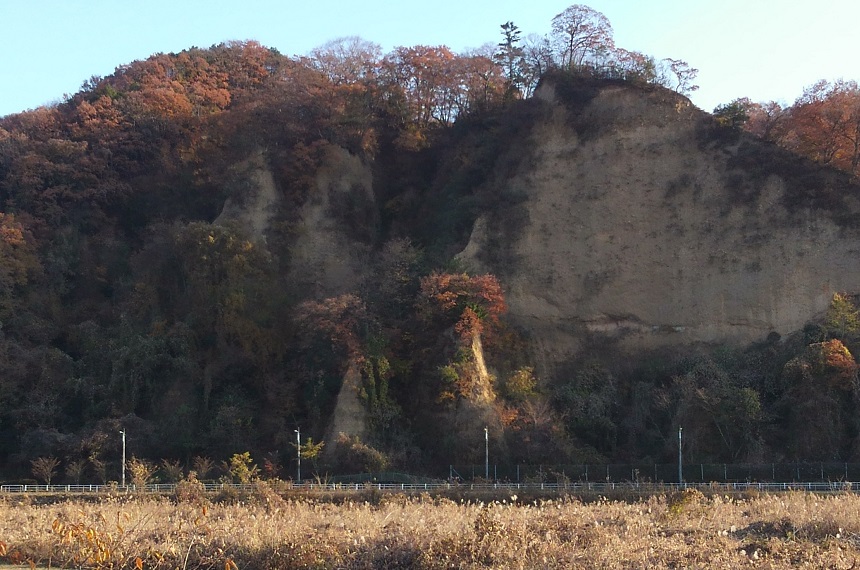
[2,485,860,568]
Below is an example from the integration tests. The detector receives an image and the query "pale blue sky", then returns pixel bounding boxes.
[1,0,858,117]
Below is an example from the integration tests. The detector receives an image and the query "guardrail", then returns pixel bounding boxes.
[0,481,856,494]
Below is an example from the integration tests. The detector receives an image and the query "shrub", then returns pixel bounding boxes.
[503,367,537,401]
[127,457,157,488]
[159,458,184,483]
[174,471,206,504]
[228,452,259,484]
[666,488,706,517]
[192,456,215,480]
[332,433,389,473]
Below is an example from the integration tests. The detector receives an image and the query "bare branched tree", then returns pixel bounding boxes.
[31,456,60,485]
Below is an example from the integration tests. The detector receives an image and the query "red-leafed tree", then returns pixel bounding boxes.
[292,294,376,432]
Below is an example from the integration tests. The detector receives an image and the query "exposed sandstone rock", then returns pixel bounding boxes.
[288,145,375,297]
[215,149,280,242]
[458,79,860,373]
[324,360,368,446]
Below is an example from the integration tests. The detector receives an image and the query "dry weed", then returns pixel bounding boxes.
[0,491,859,568]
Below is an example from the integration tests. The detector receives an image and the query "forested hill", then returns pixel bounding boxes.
[3,7,860,483]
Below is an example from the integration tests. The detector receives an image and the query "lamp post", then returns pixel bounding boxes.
[678,426,683,484]
[484,427,489,480]
[295,428,301,484]
[120,429,126,488]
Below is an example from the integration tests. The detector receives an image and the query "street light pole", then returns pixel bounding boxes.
[295,428,301,484]
[484,427,489,480]
[120,430,126,488]
[678,426,683,484]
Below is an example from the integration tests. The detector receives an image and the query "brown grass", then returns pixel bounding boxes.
[2,487,860,568]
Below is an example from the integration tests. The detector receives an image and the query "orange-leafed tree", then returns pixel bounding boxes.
[381,45,457,128]
[779,339,859,460]
[0,212,41,317]
[206,40,280,92]
[380,45,506,128]
[782,80,860,175]
[456,50,508,117]
[743,99,787,141]
[417,272,506,341]
[172,51,232,115]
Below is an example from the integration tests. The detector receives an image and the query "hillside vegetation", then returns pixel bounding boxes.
[2,5,860,483]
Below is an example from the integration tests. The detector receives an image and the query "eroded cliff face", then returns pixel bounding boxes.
[217,144,375,297]
[324,359,368,446]
[458,80,860,371]
[212,83,860,438]
[217,144,377,440]
[215,149,281,241]
[292,146,376,440]
[288,144,377,297]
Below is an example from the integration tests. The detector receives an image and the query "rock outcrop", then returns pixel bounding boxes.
[324,360,368,445]
[288,145,376,297]
[458,78,860,372]
[215,149,281,241]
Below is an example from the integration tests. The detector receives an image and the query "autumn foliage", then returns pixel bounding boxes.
[726,80,860,178]
[0,5,860,480]
[418,272,506,340]
[294,294,370,359]
[0,212,40,313]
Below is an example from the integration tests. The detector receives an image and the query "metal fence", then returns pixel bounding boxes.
[4,462,860,495]
[449,463,860,483]
[0,480,856,495]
